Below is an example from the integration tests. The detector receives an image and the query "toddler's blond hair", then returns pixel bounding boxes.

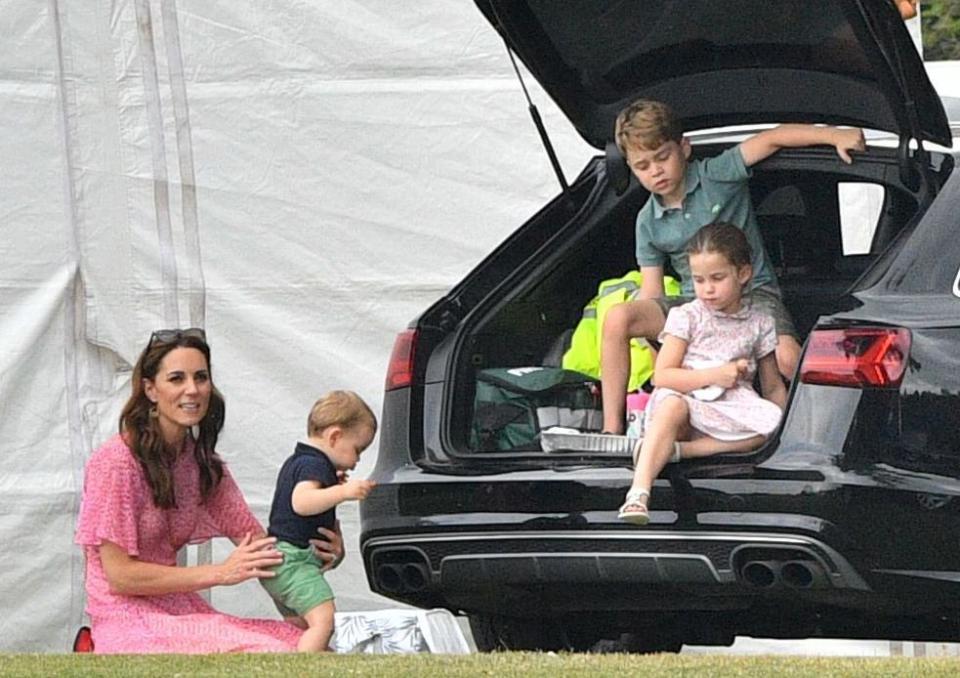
[307,390,377,437]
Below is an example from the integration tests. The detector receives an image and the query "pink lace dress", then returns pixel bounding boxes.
[645,298,783,440]
[75,434,302,653]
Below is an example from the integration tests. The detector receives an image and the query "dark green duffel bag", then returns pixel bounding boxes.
[470,367,602,451]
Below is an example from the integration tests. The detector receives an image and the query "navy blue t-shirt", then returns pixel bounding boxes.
[267,441,339,548]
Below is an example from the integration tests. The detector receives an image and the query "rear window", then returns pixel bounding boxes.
[756,180,884,280]
[838,183,884,255]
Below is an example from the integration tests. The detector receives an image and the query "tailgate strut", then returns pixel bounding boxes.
[503,43,569,195]
[877,4,936,206]
[487,0,569,196]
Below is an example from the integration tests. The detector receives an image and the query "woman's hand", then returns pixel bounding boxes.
[217,533,283,585]
[311,520,345,572]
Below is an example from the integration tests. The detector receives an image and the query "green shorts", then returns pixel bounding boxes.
[649,285,799,341]
[260,540,334,617]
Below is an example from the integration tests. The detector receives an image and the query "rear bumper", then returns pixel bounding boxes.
[362,528,869,615]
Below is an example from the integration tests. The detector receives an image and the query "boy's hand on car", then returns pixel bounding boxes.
[342,478,377,501]
[833,128,866,164]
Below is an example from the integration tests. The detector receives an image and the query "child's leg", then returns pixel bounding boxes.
[600,300,666,433]
[619,395,689,524]
[630,395,689,493]
[297,600,335,652]
[750,290,800,381]
[678,434,766,459]
[776,334,801,380]
[284,616,308,630]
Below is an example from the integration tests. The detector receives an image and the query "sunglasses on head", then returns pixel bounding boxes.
[147,327,207,349]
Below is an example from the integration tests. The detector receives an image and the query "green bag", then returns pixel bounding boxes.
[470,367,601,451]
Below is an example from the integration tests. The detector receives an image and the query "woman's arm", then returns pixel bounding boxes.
[99,533,283,596]
[653,335,747,393]
[757,352,787,409]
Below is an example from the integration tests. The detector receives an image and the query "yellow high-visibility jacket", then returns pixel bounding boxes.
[562,271,682,392]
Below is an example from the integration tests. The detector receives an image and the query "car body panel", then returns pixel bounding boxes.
[361,1,960,649]
[475,0,951,148]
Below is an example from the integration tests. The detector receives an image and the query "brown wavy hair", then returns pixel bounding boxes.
[119,332,225,508]
[615,99,683,154]
[686,221,753,269]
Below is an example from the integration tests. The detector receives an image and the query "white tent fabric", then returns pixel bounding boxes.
[1,0,952,655]
[0,0,590,652]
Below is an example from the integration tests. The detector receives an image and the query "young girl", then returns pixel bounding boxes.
[618,222,787,525]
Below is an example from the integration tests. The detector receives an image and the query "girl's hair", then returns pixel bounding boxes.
[119,332,225,509]
[307,390,377,437]
[614,99,683,154]
[686,222,753,269]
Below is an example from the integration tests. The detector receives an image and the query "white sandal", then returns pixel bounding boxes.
[618,489,650,525]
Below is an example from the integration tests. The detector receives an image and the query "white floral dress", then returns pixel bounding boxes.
[644,298,783,441]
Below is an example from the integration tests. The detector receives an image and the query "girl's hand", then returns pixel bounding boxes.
[342,478,377,501]
[218,533,283,585]
[311,521,345,572]
[714,362,743,388]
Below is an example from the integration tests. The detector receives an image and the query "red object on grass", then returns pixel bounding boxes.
[73,626,94,653]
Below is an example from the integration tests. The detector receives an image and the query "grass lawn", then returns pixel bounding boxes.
[2,653,959,677]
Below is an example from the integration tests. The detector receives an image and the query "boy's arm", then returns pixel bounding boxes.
[291,478,375,516]
[637,265,665,300]
[739,124,865,167]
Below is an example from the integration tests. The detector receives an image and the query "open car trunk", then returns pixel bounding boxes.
[424,142,954,462]
[404,0,955,469]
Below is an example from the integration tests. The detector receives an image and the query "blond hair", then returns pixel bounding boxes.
[614,99,683,155]
[307,390,377,437]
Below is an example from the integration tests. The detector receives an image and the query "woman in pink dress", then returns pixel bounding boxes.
[75,328,344,653]
[618,223,788,525]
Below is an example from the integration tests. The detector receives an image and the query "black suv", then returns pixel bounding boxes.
[360,0,960,652]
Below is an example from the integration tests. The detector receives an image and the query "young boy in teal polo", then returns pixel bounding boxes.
[600,99,865,434]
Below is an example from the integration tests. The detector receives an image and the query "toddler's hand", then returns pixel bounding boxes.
[834,128,865,164]
[342,478,376,501]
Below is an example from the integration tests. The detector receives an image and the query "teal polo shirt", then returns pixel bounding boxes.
[634,145,778,297]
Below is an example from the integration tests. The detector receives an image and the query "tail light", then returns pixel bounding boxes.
[799,327,911,389]
[385,329,418,391]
